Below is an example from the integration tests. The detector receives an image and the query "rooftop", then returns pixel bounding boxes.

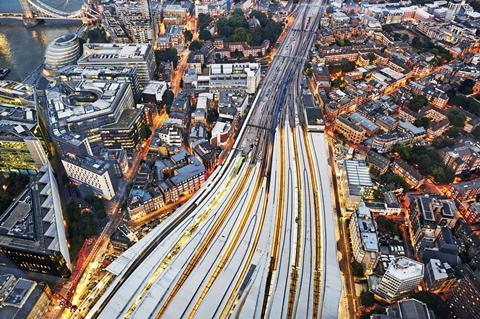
[79,43,152,62]
[0,164,71,267]
[355,203,379,252]
[344,160,373,195]
[385,257,424,281]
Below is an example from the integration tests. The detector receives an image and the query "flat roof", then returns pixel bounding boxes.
[386,257,424,280]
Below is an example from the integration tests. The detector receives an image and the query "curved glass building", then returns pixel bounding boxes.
[43,34,80,76]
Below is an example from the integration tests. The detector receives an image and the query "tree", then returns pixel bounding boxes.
[458,79,474,95]
[250,10,268,27]
[140,123,152,140]
[155,48,179,67]
[199,29,212,41]
[217,17,234,38]
[183,30,193,43]
[376,216,400,236]
[198,13,213,31]
[328,60,356,74]
[331,78,346,88]
[207,108,219,123]
[231,49,244,59]
[251,28,264,46]
[408,94,428,112]
[335,39,352,47]
[447,127,461,138]
[448,109,466,128]
[379,173,409,191]
[399,145,455,183]
[189,40,203,51]
[85,196,106,220]
[263,20,283,44]
[326,6,334,14]
[233,27,252,43]
[351,260,364,277]
[432,137,455,149]
[449,94,480,116]
[0,173,30,213]
[85,27,109,43]
[305,68,313,78]
[367,52,376,64]
[360,291,375,307]
[394,144,412,161]
[161,90,174,108]
[473,126,480,142]
[413,117,430,129]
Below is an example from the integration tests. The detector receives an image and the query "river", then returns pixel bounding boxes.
[0,0,83,81]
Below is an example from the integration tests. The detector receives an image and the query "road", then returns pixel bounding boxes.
[86,1,342,318]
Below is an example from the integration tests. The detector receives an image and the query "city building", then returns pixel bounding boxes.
[392,159,424,189]
[447,264,480,319]
[46,79,135,137]
[0,275,52,319]
[372,257,424,301]
[142,81,168,105]
[407,195,457,255]
[441,141,480,175]
[157,25,185,50]
[383,191,402,215]
[0,125,48,175]
[340,160,373,212]
[157,125,182,147]
[110,224,136,253]
[78,43,155,87]
[100,107,148,150]
[117,2,154,43]
[61,153,116,200]
[371,299,436,319]
[349,203,380,274]
[194,63,261,94]
[424,258,456,293]
[218,91,249,117]
[59,65,141,99]
[162,4,189,25]
[449,178,480,202]
[0,164,72,277]
[210,121,231,147]
[102,148,129,177]
[43,34,80,76]
[157,149,206,204]
[422,226,461,268]
[0,80,35,108]
[193,141,217,172]
[335,114,366,144]
[366,150,390,176]
[464,202,480,225]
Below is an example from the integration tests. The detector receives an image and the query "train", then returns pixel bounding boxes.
[272,68,294,134]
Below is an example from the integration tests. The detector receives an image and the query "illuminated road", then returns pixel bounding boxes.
[86,0,342,318]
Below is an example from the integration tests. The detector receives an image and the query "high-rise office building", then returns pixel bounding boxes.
[447,264,480,319]
[77,43,155,87]
[43,34,80,76]
[374,257,424,301]
[0,274,53,319]
[0,164,71,277]
[0,125,48,175]
[349,202,380,274]
[62,153,116,200]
